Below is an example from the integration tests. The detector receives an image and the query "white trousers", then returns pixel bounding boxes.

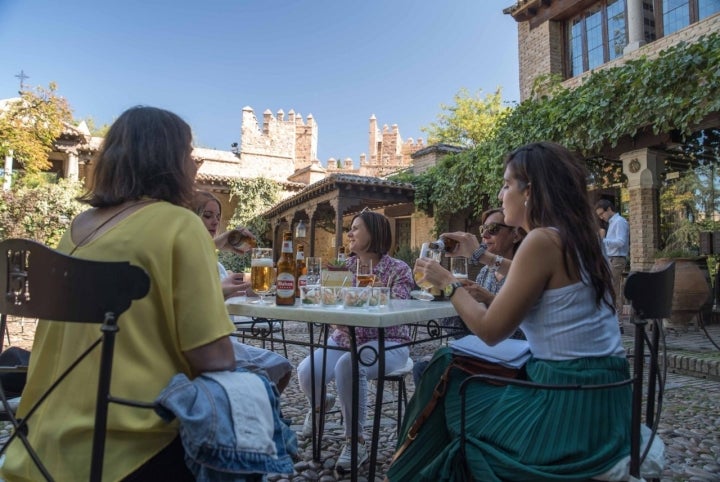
[297,337,409,438]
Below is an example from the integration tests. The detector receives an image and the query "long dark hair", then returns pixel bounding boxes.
[79,106,196,208]
[505,141,615,311]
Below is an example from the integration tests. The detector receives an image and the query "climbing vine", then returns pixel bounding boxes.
[395,33,720,225]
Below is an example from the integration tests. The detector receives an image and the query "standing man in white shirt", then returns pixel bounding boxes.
[595,199,630,317]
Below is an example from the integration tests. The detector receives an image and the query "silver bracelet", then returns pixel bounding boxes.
[490,255,504,271]
[470,244,488,266]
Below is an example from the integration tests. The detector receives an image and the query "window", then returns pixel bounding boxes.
[656,0,720,36]
[567,0,628,77]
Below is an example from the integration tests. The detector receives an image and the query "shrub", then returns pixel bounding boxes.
[0,178,85,247]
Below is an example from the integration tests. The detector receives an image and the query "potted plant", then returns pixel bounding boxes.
[653,247,712,331]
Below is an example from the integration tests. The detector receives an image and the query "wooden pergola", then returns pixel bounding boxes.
[263,173,415,258]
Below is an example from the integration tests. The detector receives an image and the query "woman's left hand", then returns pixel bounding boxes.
[221,273,253,299]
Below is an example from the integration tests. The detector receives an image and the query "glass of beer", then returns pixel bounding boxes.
[251,248,274,304]
[450,257,468,281]
[356,259,375,287]
[412,243,442,301]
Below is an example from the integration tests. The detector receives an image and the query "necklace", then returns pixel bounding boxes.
[69,199,156,255]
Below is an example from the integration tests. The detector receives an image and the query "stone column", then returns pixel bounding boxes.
[624,0,646,54]
[622,148,664,271]
[65,153,79,181]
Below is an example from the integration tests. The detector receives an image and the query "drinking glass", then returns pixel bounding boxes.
[450,257,469,281]
[412,243,442,301]
[251,248,274,304]
[356,259,375,287]
[306,257,322,286]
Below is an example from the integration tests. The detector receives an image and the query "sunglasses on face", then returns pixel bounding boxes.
[480,222,512,236]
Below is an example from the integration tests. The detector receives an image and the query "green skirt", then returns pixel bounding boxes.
[387,347,631,482]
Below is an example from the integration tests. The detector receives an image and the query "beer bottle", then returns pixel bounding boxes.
[295,244,307,298]
[227,229,257,252]
[276,232,296,305]
[429,235,458,254]
[337,246,346,262]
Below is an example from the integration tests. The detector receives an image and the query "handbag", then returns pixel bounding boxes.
[390,353,524,464]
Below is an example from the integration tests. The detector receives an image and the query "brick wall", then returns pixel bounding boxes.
[517,20,565,101]
[628,187,660,270]
[517,10,720,101]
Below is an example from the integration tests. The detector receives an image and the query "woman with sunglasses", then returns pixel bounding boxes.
[413,208,526,385]
[390,142,629,481]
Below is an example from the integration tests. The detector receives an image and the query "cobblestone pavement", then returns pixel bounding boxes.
[1,318,719,481]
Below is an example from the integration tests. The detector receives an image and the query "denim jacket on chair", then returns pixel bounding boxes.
[154,368,297,481]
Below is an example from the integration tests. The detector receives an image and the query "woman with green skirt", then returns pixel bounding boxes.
[390,142,630,481]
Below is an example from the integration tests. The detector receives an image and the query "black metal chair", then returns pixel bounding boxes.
[0,238,152,482]
[458,262,674,481]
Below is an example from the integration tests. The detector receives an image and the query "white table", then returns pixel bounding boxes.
[226,299,457,480]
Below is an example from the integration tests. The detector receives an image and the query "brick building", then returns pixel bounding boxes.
[504,0,720,269]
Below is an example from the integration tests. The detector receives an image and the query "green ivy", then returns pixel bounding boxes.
[395,33,720,227]
[222,177,282,270]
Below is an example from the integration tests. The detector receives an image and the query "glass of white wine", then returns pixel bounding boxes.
[412,242,442,301]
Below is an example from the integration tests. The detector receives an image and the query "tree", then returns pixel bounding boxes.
[421,88,511,148]
[0,82,73,174]
[83,116,111,137]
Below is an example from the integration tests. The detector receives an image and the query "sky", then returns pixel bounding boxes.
[0,0,520,165]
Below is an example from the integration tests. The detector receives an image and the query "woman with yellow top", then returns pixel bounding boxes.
[1,106,237,481]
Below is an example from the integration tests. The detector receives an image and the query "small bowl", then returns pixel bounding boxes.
[300,285,322,307]
[320,286,344,308]
[369,287,391,309]
[342,286,370,309]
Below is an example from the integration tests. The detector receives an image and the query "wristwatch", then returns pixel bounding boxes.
[470,243,488,266]
[443,281,464,299]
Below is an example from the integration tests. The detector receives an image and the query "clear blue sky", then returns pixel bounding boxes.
[0,0,520,164]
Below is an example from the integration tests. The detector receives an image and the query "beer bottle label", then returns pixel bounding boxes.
[276,273,295,298]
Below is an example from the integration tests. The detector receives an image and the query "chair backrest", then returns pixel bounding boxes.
[623,261,675,320]
[0,238,151,482]
[0,238,149,324]
[623,261,674,478]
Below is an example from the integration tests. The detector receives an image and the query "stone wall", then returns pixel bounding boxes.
[238,106,317,181]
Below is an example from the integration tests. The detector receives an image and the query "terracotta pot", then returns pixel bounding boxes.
[653,257,712,330]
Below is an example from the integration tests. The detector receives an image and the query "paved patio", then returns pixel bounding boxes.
[1,318,719,481]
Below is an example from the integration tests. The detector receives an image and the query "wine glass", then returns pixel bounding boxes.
[251,248,274,304]
[412,242,442,301]
[356,259,375,287]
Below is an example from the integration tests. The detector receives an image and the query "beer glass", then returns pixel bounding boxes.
[251,248,274,304]
[450,257,469,281]
[356,259,375,287]
[412,243,442,301]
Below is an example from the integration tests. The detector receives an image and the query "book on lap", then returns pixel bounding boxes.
[449,335,531,368]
